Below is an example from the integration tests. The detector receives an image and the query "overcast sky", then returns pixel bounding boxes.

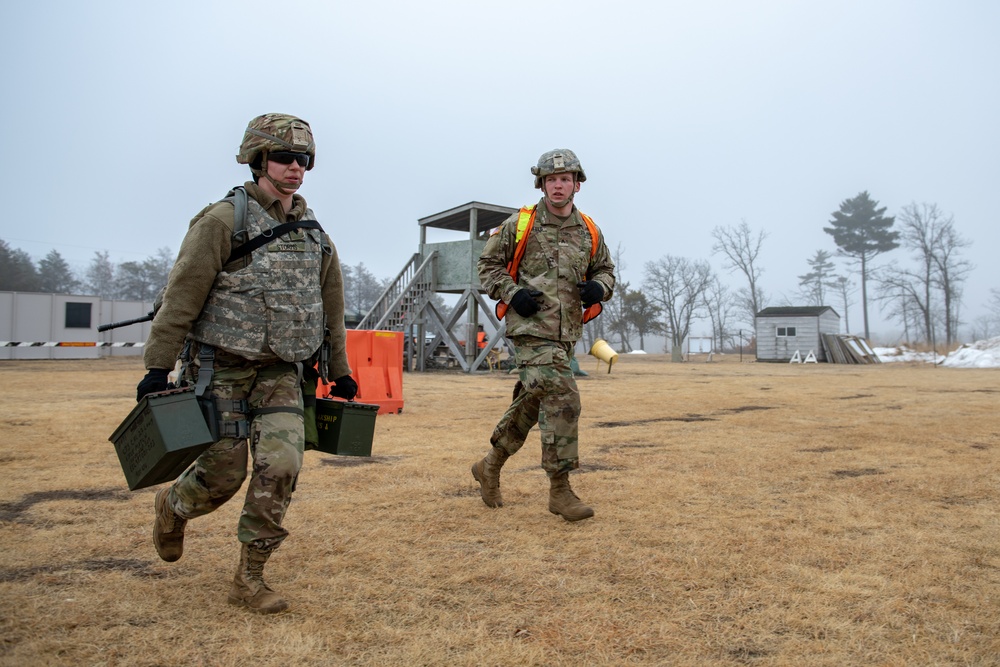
[2,1,997,342]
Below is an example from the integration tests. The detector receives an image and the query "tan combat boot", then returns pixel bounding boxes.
[153,487,186,562]
[227,543,288,614]
[548,472,594,522]
[471,446,510,508]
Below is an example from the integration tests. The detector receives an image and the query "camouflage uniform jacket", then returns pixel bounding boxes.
[477,198,615,342]
[143,182,351,378]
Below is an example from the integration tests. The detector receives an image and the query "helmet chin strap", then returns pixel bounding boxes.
[256,150,299,195]
[545,187,575,210]
[263,172,299,196]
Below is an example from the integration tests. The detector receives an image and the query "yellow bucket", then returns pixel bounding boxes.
[589,338,619,373]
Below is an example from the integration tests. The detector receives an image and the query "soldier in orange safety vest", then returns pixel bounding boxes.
[472,149,615,522]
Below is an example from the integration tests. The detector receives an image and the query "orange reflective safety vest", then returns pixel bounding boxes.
[495,205,603,323]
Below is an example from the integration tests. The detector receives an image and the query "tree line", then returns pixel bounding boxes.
[0,242,174,301]
[585,192,995,354]
[0,240,389,317]
[5,191,997,349]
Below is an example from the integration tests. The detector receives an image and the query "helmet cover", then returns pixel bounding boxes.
[530,148,586,189]
[237,113,316,171]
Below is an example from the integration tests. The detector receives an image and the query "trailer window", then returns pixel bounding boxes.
[776,326,796,337]
[65,302,92,329]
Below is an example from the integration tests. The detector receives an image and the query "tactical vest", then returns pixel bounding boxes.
[494,205,603,323]
[190,194,326,363]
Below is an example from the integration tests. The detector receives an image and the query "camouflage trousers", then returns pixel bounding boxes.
[490,336,581,476]
[167,348,305,551]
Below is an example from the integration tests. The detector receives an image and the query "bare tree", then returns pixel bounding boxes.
[830,275,855,334]
[703,275,738,352]
[602,244,632,352]
[711,220,768,326]
[112,247,174,301]
[603,281,633,353]
[144,247,174,294]
[877,265,932,344]
[887,203,972,345]
[582,305,610,354]
[643,255,713,361]
[971,288,1000,340]
[928,214,972,345]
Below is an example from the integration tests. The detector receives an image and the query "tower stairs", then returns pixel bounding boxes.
[356,202,517,372]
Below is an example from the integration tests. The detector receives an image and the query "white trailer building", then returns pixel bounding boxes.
[1,291,153,360]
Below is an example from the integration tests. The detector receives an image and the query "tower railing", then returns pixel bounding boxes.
[356,252,437,331]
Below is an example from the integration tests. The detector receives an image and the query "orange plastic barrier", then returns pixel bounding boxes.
[317,329,404,415]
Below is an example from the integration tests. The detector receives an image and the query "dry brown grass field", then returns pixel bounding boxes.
[1,354,998,667]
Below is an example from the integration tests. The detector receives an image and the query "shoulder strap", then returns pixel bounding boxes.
[495,206,536,320]
[223,186,326,262]
[507,206,537,278]
[580,212,600,258]
[228,220,324,263]
[232,186,249,244]
[578,211,603,323]
[513,205,536,244]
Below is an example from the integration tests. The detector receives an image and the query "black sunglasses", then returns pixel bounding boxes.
[268,151,311,168]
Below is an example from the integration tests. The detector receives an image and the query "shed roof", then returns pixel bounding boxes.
[756,306,839,318]
[417,201,517,233]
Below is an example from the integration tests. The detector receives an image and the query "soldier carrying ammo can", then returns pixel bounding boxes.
[136,114,358,613]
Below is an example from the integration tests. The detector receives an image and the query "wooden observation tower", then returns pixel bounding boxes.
[356,201,516,372]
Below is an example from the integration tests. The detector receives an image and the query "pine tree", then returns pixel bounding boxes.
[85,251,116,299]
[38,249,81,294]
[823,191,899,340]
[797,250,837,306]
[0,240,41,292]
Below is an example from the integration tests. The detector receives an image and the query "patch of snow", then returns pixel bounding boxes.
[874,336,1000,368]
[939,336,1000,368]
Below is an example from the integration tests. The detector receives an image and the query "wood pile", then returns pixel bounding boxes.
[821,334,882,364]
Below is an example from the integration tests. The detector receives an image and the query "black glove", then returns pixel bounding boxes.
[510,289,543,317]
[136,368,170,402]
[577,281,604,308]
[330,375,358,400]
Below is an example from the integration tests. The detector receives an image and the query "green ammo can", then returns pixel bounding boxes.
[314,399,379,456]
[109,388,215,491]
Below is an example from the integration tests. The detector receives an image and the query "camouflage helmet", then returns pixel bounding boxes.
[237,113,316,171]
[531,148,586,189]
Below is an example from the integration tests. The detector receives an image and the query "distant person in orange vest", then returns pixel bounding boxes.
[473,149,615,521]
[136,114,357,614]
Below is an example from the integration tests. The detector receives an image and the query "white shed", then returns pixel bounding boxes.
[755,306,840,362]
